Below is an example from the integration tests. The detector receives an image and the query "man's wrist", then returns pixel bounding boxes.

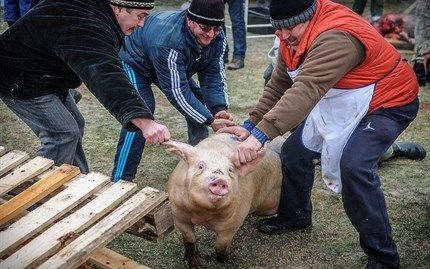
[242,119,255,132]
[250,127,268,145]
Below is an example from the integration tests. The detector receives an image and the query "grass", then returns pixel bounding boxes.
[1,1,429,268]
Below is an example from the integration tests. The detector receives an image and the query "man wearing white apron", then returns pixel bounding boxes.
[219,0,419,268]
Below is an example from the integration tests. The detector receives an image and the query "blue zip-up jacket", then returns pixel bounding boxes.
[119,10,228,126]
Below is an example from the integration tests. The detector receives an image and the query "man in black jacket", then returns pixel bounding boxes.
[0,0,171,173]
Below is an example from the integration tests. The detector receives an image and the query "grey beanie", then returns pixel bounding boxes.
[270,0,317,29]
[109,0,155,9]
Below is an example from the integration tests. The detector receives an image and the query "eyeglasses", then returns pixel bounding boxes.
[195,22,222,34]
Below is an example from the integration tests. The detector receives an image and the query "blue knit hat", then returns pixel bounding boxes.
[270,0,316,29]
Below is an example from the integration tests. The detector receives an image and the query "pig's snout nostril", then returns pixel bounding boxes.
[210,182,226,189]
[208,179,229,196]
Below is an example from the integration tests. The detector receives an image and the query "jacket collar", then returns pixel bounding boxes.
[102,0,125,47]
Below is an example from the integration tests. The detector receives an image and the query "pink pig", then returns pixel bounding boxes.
[165,133,283,269]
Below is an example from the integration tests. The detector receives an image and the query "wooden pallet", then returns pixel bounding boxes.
[0,146,174,269]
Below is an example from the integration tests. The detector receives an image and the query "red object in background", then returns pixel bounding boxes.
[373,13,413,42]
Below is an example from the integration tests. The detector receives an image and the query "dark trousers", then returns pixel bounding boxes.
[352,0,384,20]
[111,64,208,182]
[278,98,419,268]
[0,91,89,173]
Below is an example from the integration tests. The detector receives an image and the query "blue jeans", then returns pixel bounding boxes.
[223,0,247,61]
[4,0,32,24]
[111,64,208,182]
[0,91,89,173]
[278,98,419,268]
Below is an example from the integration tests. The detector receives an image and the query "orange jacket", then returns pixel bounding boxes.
[280,0,418,112]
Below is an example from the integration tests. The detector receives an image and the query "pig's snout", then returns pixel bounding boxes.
[208,178,229,196]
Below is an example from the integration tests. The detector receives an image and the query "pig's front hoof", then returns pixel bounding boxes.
[215,250,231,263]
[186,254,202,269]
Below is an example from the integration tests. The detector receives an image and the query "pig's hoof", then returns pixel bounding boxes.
[186,256,202,269]
[216,250,231,263]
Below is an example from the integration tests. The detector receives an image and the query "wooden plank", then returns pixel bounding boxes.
[385,37,414,50]
[127,198,173,242]
[398,49,415,55]
[0,197,29,229]
[0,156,54,197]
[88,247,150,269]
[0,181,137,269]
[0,150,29,177]
[0,164,80,226]
[0,146,6,157]
[0,173,109,258]
[37,187,168,269]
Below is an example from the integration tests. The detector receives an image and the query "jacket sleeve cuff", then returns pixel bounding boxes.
[242,119,255,132]
[255,118,283,140]
[211,106,228,116]
[250,127,268,145]
[204,116,215,126]
[123,114,154,132]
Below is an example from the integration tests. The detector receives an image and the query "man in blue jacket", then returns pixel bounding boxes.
[0,0,171,174]
[112,0,233,182]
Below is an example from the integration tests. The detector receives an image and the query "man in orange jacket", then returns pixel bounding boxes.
[220,0,420,268]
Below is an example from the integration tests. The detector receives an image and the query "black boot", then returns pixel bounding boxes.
[257,216,311,235]
[361,256,393,269]
[392,142,427,160]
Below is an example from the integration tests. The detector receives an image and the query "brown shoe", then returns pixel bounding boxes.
[227,58,244,70]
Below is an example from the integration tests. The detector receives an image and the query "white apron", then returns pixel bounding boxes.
[288,69,374,193]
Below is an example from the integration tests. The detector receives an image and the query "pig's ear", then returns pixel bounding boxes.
[163,140,196,162]
[235,149,266,177]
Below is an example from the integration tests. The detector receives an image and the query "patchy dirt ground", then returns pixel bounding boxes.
[1,1,429,269]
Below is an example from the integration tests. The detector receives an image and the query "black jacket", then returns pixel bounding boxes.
[0,0,153,130]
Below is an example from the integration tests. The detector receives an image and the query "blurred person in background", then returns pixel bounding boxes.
[413,0,430,86]
[352,0,384,24]
[223,0,247,70]
[4,0,32,26]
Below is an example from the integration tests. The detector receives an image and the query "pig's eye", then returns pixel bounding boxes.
[197,161,206,170]
[228,166,234,173]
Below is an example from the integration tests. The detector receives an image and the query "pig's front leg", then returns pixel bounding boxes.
[214,228,238,262]
[177,221,201,269]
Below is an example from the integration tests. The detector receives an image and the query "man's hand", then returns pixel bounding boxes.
[131,118,171,144]
[214,110,233,121]
[233,135,263,168]
[217,125,250,141]
[210,118,235,131]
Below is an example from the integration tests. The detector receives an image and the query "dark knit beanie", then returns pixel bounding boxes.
[187,0,225,26]
[109,0,154,9]
[270,0,316,29]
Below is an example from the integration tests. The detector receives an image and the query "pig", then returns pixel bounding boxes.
[165,133,283,269]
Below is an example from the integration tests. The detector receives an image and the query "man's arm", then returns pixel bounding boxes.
[55,26,153,130]
[227,30,366,166]
[254,30,366,139]
[151,46,216,126]
[196,41,229,116]
[55,26,170,142]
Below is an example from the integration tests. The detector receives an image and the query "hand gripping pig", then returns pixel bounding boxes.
[165,133,283,269]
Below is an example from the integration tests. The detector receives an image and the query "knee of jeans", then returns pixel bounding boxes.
[339,154,362,181]
[280,146,308,167]
[77,117,85,133]
[62,127,82,144]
